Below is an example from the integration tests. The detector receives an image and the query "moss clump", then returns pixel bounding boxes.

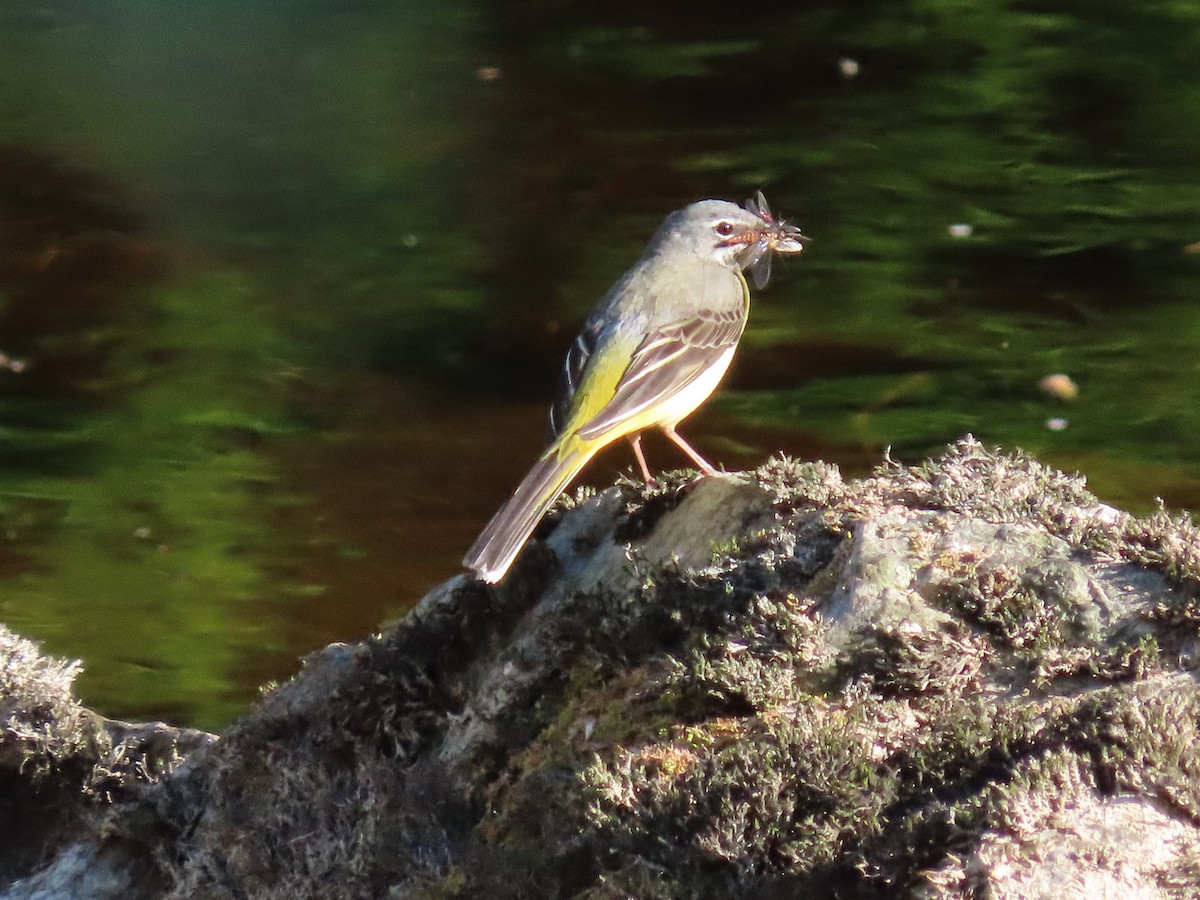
[581,698,894,877]
[0,625,95,775]
[833,619,988,698]
[612,468,708,544]
[932,557,1104,684]
[1122,509,1200,592]
[1129,510,1200,642]
[1072,677,1200,817]
[755,456,848,513]
[1,625,209,889]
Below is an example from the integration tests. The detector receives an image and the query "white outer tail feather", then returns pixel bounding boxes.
[463,444,596,582]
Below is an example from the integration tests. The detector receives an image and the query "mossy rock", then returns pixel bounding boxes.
[4,439,1200,899]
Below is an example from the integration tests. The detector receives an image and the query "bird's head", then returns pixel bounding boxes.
[656,193,807,283]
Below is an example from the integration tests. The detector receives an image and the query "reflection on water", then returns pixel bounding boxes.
[1,0,1199,728]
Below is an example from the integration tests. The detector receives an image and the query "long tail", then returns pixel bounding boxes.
[464,441,598,583]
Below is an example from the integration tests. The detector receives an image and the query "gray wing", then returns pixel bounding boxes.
[574,304,745,440]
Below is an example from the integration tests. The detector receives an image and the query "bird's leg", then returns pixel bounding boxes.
[661,426,718,476]
[627,433,655,483]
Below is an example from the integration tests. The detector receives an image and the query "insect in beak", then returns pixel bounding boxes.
[743,191,808,288]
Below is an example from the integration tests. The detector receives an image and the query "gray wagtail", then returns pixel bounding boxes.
[465,193,806,583]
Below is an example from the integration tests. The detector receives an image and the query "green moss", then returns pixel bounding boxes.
[0,625,98,775]
[754,456,847,514]
[1125,508,1200,599]
[1073,679,1200,818]
[855,437,1099,526]
[612,469,706,544]
[937,565,1053,650]
[662,591,827,715]
[929,558,1105,684]
[579,694,896,880]
[1088,634,1161,682]
[833,619,987,699]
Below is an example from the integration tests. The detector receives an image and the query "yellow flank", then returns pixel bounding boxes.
[553,331,643,458]
[566,332,641,432]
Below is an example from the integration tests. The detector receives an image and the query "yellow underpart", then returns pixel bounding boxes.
[552,330,641,460]
[552,269,750,463]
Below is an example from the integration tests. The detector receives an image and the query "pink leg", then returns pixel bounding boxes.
[627,433,655,483]
[662,425,718,476]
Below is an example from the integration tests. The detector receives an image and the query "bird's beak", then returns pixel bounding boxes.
[719,221,807,254]
[716,228,763,249]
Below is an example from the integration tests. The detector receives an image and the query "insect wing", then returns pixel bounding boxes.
[745,190,774,225]
[751,246,773,288]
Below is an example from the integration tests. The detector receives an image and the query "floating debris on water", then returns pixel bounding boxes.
[1039,373,1079,401]
[0,352,26,373]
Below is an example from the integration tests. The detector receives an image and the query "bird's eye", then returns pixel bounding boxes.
[715,221,734,237]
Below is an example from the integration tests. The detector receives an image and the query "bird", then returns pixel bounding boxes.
[464,193,807,584]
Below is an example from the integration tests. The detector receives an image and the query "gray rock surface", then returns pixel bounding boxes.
[3,439,1200,898]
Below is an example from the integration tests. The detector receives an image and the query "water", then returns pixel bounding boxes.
[1,0,1198,730]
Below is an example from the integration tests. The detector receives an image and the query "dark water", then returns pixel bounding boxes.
[1,0,1198,729]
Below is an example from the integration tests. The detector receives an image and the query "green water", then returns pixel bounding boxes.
[1,0,1198,729]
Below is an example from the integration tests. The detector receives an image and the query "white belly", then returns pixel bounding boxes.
[653,346,737,428]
